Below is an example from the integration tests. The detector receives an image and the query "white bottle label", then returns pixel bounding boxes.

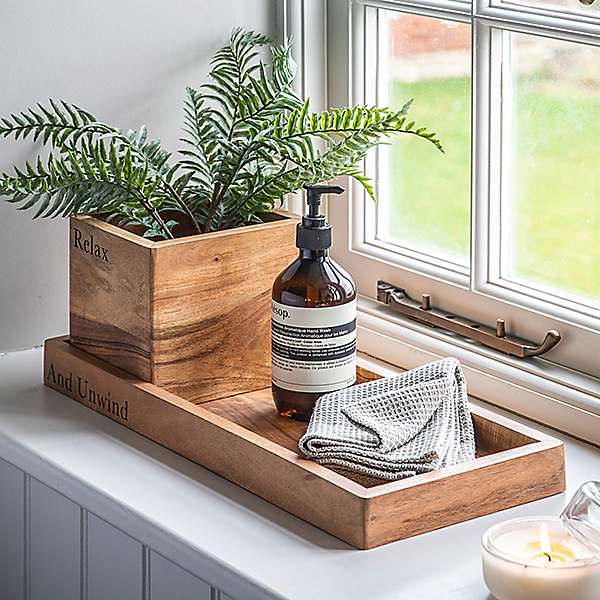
[271,300,357,393]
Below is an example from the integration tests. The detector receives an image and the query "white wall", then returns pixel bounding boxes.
[0,0,275,352]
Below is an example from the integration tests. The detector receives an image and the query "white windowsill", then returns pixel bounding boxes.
[357,295,600,446]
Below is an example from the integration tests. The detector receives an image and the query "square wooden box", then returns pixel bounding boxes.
[44,336,566,549]
[68,211,299,403]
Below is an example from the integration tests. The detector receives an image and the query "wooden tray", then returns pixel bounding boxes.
[43,336,566,549]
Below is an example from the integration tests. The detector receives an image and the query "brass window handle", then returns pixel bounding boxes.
[376,281,561,359]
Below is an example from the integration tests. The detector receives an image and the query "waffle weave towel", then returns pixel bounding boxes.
[298,358,476,480]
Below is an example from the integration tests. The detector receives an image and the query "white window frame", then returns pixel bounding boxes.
[359,3,473,286]
[276,0,600,443]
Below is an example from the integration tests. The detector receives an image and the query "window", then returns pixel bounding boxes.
[326,0,600,381]
[497,33,600,307]
[374,12,471,272]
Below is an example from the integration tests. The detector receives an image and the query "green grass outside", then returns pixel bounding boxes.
[388,76,600,303]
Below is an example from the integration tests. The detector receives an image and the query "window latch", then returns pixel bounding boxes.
[376,281,561,358]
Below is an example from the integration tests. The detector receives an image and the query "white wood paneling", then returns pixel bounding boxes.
[87,512,143,600]
[29,478,81,600]
[150,551,212,600]
[0,466,224,600]
[0,457,25,600]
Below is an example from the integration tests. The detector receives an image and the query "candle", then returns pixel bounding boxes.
[481,517,600,600]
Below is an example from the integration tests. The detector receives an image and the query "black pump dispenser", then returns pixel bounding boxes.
[271,182,356,421]
[296,184,344,251]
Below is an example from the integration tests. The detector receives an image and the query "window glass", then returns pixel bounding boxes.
[502,32,600,305]
[376,12,472,266]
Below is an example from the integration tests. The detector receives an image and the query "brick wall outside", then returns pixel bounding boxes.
[390,15,470,55]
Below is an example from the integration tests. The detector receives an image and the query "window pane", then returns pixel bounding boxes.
[376,13,471,265]
[503,33,600,306]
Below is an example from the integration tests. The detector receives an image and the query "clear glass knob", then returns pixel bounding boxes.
[561,481,600,555]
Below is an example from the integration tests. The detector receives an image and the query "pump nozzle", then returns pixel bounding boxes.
[297,184,345,251]
[304,184,344,217]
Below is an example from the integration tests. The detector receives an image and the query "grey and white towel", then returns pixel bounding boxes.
[298,358,476,480]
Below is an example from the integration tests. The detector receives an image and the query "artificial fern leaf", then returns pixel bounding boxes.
[1,28,444,239]
[0,100,99,146]
[0,134,177,238]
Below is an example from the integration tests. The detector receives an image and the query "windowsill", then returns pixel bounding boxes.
[357,295,600,446]
[1,346,600,599]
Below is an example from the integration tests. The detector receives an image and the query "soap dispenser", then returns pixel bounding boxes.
[271,184,357,421]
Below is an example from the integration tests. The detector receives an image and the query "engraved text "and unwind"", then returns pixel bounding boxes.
[46,363,128,421]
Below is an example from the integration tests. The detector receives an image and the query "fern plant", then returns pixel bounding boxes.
[0,28,442,240]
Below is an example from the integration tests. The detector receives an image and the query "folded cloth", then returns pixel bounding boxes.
[298,357,476,480]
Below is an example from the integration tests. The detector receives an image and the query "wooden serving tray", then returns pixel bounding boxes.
[43,336,566,549]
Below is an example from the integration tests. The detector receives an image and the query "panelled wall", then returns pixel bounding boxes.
[0,457,234,600]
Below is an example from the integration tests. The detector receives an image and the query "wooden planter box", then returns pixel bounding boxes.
[44,336,566,550]
[69,211,299,403]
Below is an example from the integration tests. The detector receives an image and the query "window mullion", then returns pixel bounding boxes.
[471,20,492,293]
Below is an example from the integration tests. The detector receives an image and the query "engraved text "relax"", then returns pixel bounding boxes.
[73,227,109,262]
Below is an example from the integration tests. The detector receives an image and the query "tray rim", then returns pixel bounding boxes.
[44,336,564,501]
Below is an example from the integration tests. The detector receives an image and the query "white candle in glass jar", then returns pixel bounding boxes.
[481,517,600,600]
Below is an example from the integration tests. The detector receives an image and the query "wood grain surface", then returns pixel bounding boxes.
[69,216,154,381]
[69,212,299,403]
[44,337,566,549]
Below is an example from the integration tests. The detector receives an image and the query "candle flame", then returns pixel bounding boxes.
[525,523,576,565]
[540,523,552,562]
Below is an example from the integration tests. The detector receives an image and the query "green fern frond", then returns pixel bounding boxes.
[0,100,100,146]
[180,87,219,189]
[203,27,270,121]
[1,28,444,238]
[0,104,174,215]
[234,102,442,211]
[0,137,176,238]
[234,38,302,128]
[269,102,443,153]
[1,152,135,219]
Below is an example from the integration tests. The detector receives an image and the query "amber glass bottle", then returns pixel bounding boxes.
[271,185,356,421]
